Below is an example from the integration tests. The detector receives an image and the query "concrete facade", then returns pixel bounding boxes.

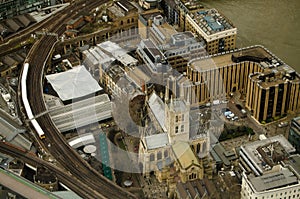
[288,117,300,153]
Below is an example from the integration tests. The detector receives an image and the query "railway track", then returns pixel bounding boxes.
[27,36,136,198]
[0,0,106,57]
[0,142,105,199]
[19,0,137,198]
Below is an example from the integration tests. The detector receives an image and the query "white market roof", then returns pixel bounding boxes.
[46,65,102,101]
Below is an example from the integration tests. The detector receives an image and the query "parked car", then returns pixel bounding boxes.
[213,100,220,105]
[232,116,239,121]
[224,111,232,117]
[278,121,288,128]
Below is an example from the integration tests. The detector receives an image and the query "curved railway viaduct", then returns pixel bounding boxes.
[17,1,137,198]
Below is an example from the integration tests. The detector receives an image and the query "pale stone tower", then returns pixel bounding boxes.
[164,77,190,144]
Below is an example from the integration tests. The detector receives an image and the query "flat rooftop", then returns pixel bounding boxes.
[179,0,204,11]
[285,154,300,177]
[212,143,231,167]
[126,67,150,87]
[249,65,300,89]
[249,169,298,192]
[241,135,295,174]
[189,46,279,72]
[189,8,235,36]
[172,31,194,42]
[151,21,177,44]
[143,39,164,58]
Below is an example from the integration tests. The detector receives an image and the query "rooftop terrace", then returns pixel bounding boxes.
[189,8,235,36]
[189,46,281,72]
[249,64,299,89]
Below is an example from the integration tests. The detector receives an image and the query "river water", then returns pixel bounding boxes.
[201,0,300,72]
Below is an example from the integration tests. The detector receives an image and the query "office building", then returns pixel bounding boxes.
[136,39,170,73]
[148,15,177,46]
[239,135,299,199]
[185,45,300,122]
[164,31,206,73]
[246,66,299,123]
[176,0,204,30]
[239,135,295,176]
[288,116,300,153]
[160,0,179,25]
[139,12,207,74]
[138,11,207,74]
[161,1,236,55]
[241,154,300,199]
[186,46,267,105]
[185,8,237,54]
